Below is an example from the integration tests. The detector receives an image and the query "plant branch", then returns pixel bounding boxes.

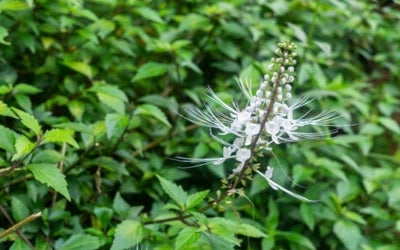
[0,204,40,248]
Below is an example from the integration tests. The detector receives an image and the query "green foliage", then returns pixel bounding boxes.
[0,0,399,249]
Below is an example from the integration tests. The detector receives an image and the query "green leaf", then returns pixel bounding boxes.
[208,218,239,246]
[0,26,10,45]
[378,117,400,135]
[53,122,93,134]
[14,83,42,94]
[110,220,143,250]
[300,203,315,230]
[12,135,36,161]
[132,62,168,82]
[42,129,79,148]
[10,238,30,250]
[12,108,42,136]
[105,113,129,139]
[11,197,30,222]
[15,94,32,112]
[156,175,187,208]
[60,234,100,250]
[62,61,93,79]
[333,219,361,250]
[112,192,130,218]
[134,104,171,127]
[134,7,165,24]
[175,227,201,250]
[90,83,128,114]
[235,223,267,238]
[276,232,316,250]
[27,163,70,201]
[0,101,17,118]
[0,125,16,153]
[186,190,209,210]
[0,0,30,12]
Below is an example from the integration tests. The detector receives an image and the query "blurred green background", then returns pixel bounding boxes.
[0,0,399,249]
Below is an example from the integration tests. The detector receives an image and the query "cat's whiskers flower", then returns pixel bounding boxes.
[176,41,337,201]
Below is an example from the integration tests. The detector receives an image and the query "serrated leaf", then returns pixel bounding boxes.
[175,227,201,250]
[60,234,100,250]
[378,117,400,135]
[333,219,361,250]
[10,238,30,250]
[110,220,143,250]
[0,0,30,12]
[42,129,79,148]
[208,218,239,246]
[90,83,128,114]
[134,7,165,24]
[134,104,171,127]
[63,61,93,79]
[276,232,316,250]
[0,26,10,45]
[11,197,29,222]
[300,203,315,230]
[12,135,36,161]
[12,108,42,136]
[53,122,93,134]
[0,101,17,118]
[186,190,209,209]
[27,163,70,201]
[132,62,168,82]
[0,125,16,153]
[105,113,129,139]
[113,192,130,218]
[236,223,267,238]
[14,83,42,94]
[156,175,187,208]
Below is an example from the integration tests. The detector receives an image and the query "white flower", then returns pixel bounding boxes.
[256,167,317,202]
[176,41,336,202]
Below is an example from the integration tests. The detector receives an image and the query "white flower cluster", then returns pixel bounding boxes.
[178,42,335,201]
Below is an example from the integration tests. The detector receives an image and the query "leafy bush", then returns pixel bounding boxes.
[0,0,399,249]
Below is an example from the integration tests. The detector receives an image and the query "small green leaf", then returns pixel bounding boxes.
[112,192,130,218]
[276,232,316,250]
[132,62,168,82]
[110,220,143,250]
[11,197,30,222]
[53,122,93,134]
[186,190,209,209]
[105,113,129,139]
[333,219,361,250]
[12,108,42,136]
[27,163,70,201]
[0,0,30,12]
[60,234,100,250]
[156,175,187,208]
[42,129,79,148]
[0,125,16,153]
[90,83,128,114]
[235,223,267,238]
[208,218,239,246]
[134,7,165,24]
[10,238,30,250]
[0,101,17,118]
[134,104,171,127]
[175,227,201,250]
[12,135,36,161]
[14,83,42,95]
[63,61,93,79]
[378,117,400,135]
[300,203,315,230]
[0,26,10,45]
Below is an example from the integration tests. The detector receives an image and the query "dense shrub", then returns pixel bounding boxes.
[0,0,399,249]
